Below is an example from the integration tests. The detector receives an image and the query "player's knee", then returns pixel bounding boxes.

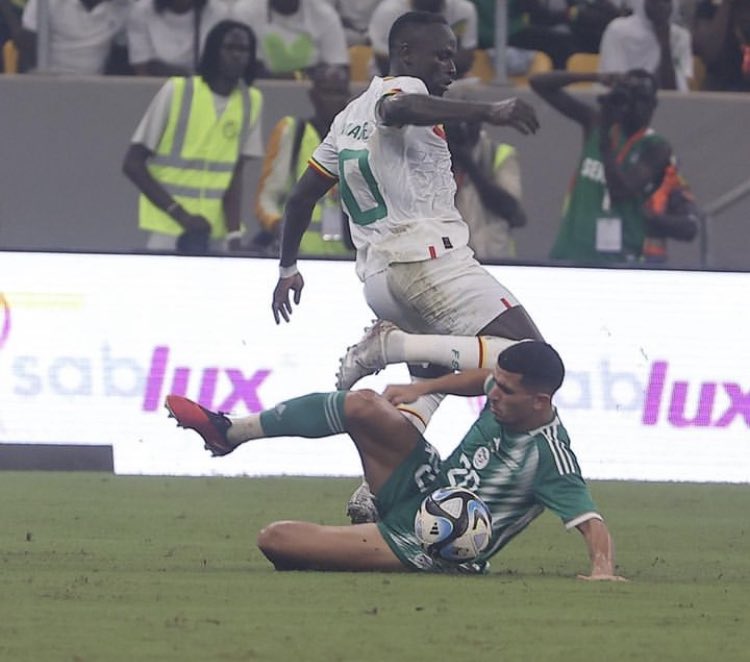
[344,389,385,426]
[257,521,292,560]
[257,521,305,570]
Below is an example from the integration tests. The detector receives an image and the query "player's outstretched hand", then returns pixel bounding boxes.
[486,98,540,135]
[577,573,629,582]
[272,273,305,324]
[383,383,426,406]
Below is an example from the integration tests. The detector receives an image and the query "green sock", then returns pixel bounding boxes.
[259,392,347,438]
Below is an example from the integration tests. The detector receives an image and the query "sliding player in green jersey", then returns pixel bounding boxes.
[166,338,625,580]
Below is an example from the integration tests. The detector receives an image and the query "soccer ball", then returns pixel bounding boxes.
[414,486,492,563]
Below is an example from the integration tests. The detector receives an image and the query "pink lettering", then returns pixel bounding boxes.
[142,345,270,413]
[667,382,716,427]
[642,361,667,425]
[215,369,270,412]
[642,361,750,429]
[714,384,750,427]
[198,368,219,409]
[142,346,169,411]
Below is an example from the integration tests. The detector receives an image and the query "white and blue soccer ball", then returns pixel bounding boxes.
[414,486,492,563]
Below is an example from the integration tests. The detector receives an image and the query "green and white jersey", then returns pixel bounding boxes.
[376,387,601,572]
[310,75,469,281]
[438,404,601,563]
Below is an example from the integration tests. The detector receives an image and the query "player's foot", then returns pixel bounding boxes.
[336,320,396,390]
[346,481,379,524]
[165,395,236,457]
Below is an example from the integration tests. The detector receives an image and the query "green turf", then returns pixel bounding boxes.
[0,473,748,661]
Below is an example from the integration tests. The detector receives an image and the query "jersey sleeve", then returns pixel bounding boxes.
[376,76,429,127]
[310,125,340,180]
[382,76,429,97]
[533,432,601,530]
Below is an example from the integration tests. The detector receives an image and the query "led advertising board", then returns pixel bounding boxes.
[1,252,747,481]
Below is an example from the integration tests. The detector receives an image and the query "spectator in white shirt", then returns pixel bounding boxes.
[232,0,348,78]
[127,0,230,76]
[599,0,693,91]
[323,0,382,45]
[19,0,128,74]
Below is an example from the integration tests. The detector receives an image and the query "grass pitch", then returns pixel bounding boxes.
[0,473,748,661]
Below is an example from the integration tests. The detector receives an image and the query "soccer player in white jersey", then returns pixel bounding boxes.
[271,10,543,521]
[166,341,626,580]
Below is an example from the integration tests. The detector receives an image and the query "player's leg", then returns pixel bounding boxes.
[478,306,544,341]
[383,247,543,339]
[344,249,542,388]
[357,261,521,428]
[344,249,541,522]
[257,521,406,571]
[165,388,422,492]
[335,319,519,390]
[166,391,352,457]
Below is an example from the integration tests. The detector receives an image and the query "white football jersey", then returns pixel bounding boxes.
[311,76,469,280]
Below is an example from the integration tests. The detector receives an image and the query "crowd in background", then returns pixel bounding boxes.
[1,0,749,91]
[0,0,745,264]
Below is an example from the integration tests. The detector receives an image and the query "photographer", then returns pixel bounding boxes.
[529,68,696,265]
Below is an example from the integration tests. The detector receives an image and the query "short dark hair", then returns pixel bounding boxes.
[198,20,257,86]
[387,10,448,55]
[497,341,565,395]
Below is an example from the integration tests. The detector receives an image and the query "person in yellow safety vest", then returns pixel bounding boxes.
[123,20,263,255]
[252,65,354,257]
[445,119,528,261]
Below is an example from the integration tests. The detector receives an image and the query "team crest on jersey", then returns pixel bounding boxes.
[473,446,490,470]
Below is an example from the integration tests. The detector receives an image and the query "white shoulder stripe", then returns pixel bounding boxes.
[542,425,576,475]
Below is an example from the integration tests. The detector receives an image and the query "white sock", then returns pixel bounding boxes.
[387,332,518,370]
[395,387,445,433]
[226,414,263,445]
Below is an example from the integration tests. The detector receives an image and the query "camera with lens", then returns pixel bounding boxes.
[597,85,632,108]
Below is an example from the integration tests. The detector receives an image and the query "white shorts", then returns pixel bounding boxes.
[363,246,521,335]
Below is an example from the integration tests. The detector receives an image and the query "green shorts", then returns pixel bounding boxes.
[376,438,439,571]
[376,440,491,574]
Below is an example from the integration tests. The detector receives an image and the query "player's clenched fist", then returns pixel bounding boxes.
[484,98,540,135]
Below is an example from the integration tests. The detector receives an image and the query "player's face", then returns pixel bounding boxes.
[219,28,252,80]
[488,367,549,431]
[405,24,457,96]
